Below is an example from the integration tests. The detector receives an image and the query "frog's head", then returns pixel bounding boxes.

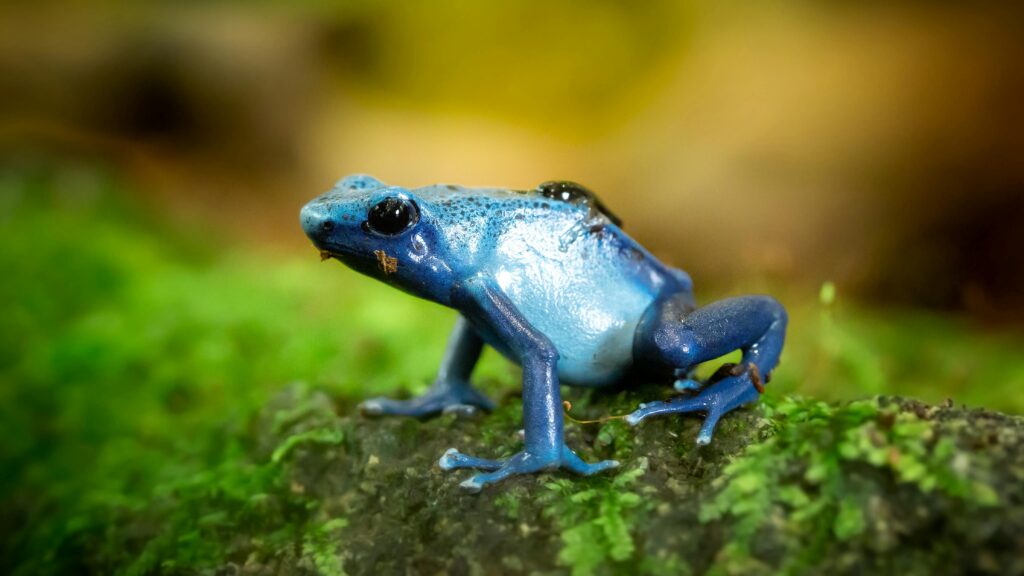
[300,174,455,303]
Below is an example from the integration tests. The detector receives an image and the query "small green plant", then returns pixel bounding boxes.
[303,518,349,576]
[542,458,650,576]
[272,428,346,464]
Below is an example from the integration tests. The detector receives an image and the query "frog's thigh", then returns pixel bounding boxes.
[634,292,695,369]
[634,293,780,372]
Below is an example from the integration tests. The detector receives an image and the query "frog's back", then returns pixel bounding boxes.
[415,183,682,386]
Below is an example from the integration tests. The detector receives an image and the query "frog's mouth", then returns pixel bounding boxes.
[312,241,361,262]
[311,242,355,263]
[312,244,390,280]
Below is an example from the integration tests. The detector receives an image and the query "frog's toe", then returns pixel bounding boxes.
[459,471,525,493]
[560,447,619,476]
[438,448,503,471]
[626,395,707,426]
[359,396,439,417]
[673,378,703,393]
[459,476,486,493]
[359,385,495,418]
[358,398,386,416]
[577,459,620,475]
[696,411,724,445]
[441,403,481,418]
[438,447,461,470]
[458,453,549,492]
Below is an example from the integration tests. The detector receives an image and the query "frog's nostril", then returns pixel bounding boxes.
[299,202,339,242]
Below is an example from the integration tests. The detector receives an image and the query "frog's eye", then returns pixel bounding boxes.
[365,197,418,236]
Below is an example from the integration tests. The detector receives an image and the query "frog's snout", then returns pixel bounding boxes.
[300,201,337,246]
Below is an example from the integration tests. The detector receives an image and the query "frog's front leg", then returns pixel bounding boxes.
[438,276,618,492]
[627,294,788,444]
[360,316,495,418]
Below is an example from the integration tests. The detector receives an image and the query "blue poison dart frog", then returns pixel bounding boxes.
[301,175,787,492]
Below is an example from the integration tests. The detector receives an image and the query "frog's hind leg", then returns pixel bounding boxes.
[628,294,787,444]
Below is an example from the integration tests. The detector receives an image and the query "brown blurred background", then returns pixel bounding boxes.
[2,1,1022,320]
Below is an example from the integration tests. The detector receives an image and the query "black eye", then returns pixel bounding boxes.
[365,197,417,235]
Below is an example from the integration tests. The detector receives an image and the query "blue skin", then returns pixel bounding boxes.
[301,175,787,492]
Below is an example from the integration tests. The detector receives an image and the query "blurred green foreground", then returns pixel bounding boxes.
[1,165,1023,574]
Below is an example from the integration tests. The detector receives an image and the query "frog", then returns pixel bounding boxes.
[300,175,787,491]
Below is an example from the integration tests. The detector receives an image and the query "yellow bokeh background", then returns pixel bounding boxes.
[2,0,1022,314]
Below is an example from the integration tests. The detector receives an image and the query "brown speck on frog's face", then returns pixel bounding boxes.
[374,249,398,275]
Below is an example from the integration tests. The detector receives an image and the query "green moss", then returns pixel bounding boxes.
[700,396,1003,573]
[479,397,527,457]
[493,491,522,520]
[82,384,352,575]
[304,518,349,576]
[540,458,653,576]
[272,429,346,465]
[594,420,637,462]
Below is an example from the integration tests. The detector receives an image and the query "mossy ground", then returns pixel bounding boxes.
[2,164,1024,575]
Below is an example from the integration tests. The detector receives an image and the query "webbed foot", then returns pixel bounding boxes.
[438,445,619,492]
[627,364,763,445]
[360,381,495,418]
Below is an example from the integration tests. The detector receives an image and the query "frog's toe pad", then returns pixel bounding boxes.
[459,476,485,493]
[438,448,460,470]
[563,456,619,476]
[696,427,715,446]
[441,403,479,418]
[673,378,703,392]
[359,399,385,416]
[626,396,706,426]
[359,390,486,418]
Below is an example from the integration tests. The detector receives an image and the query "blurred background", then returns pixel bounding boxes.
[1,1,1023,571]
[4,1,1023,314]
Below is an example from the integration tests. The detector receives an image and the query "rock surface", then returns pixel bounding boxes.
[242,385,1024,576]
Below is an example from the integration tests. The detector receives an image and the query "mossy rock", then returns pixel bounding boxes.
[225,386,1024,576]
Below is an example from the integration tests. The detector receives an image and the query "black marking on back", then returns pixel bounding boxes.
[536,181,623,228]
